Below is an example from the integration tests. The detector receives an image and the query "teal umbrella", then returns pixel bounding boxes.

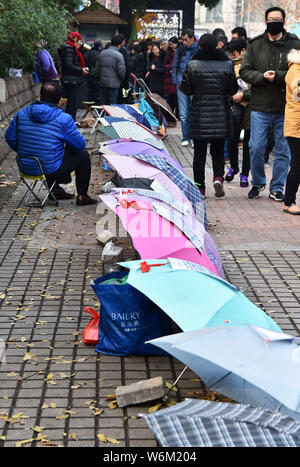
[118,258,281,333]
[99,125,119,139]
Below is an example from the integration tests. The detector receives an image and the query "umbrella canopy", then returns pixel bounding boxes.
[99,117,166,151]
[140,398,300,447]
[145,93,177,127]
[98,125,119,139]
[124,153,206,228]
[101,104,152,129]
[100,194,218,275]
[105,186,223,278]
[100,139,185,174]
[118,258,281,333]
[102,153,194,211]
[147,325,300,421]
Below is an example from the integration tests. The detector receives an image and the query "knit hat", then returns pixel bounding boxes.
[67,31,82,42]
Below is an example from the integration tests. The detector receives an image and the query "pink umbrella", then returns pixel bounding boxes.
[100,193,219,276]
[100,139,185,174]
[103,153,191,207]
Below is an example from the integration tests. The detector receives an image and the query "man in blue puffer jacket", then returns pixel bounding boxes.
[5,82,97,206]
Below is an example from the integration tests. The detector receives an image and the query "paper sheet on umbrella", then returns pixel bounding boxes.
[110,121,165,150]
[152,204,203,253]
[167,257,237,290]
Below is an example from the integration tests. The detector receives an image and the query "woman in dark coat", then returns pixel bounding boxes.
[181,33,238,198]
[163,36,179,114]
[146,43,165,97]
[58,31,89,121]
[128,43,146,79]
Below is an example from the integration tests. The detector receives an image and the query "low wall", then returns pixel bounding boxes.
[0,76,41,161]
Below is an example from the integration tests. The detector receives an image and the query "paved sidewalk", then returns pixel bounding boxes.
[0,116,300,447]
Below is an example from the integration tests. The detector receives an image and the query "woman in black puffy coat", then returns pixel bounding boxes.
[181,33,238,198]
[58,32,89,121]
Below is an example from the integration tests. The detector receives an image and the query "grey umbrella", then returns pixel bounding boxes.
[140,398,300,447]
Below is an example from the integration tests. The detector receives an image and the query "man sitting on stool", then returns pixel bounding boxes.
[5,82,97,206]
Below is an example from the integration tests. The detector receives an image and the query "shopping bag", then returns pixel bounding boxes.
[91,271,170,356]
[82,307,100,345]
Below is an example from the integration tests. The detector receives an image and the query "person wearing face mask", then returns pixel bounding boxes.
[240,7,300,202]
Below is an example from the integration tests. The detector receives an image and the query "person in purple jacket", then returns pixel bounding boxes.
[5,82,97,206]
[35,40,59,84]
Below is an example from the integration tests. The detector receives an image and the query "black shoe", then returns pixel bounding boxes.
[225,167,238,182]
[269,191,284,202]
[248,186,265,199]
[49,188,75,200]
[76,194,98,206]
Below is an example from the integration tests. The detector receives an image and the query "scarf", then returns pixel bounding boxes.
[65,41,85,68]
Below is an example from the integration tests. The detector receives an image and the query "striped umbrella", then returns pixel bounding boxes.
[140,398,300,447]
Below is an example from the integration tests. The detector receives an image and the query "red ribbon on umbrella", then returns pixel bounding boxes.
[140,261,166,273]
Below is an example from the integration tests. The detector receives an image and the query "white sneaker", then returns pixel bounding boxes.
[181,140,189,146]
[191,141,194,148]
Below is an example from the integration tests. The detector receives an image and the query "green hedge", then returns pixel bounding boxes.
[0,0,72,77]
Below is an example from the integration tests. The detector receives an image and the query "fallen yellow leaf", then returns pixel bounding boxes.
[165,381,178,392]
[106,437,120,444]
[148,403,162,413]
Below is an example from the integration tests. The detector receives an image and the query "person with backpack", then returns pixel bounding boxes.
[83,41,103,102]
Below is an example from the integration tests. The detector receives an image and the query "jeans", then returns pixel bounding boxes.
[249,111,291,192]
[285,137,300,206]
[177,88,192,142]
[46,149,91,196]
[193,139,225,188]
[99,87,119,105]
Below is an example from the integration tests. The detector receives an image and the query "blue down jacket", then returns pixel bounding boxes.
[5,100,86,175]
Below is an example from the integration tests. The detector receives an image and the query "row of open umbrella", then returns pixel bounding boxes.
[94,106,300,445]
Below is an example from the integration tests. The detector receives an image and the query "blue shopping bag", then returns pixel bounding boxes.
[91,271,171,356]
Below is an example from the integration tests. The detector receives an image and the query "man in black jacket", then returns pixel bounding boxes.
[84,41,102,102]
[240,7,300,201]
[58,31,89,121]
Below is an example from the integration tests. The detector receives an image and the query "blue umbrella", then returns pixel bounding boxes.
[119,258,282,332]
[147,325,300,420]
[140,398,300,447]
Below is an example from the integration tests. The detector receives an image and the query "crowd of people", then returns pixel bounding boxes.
[5,5,300,215]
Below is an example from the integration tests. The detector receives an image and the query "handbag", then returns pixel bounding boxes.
[82,307,100,345]
[91,271,170,356]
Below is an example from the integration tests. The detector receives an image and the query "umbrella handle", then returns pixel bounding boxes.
[162,366,188,402]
